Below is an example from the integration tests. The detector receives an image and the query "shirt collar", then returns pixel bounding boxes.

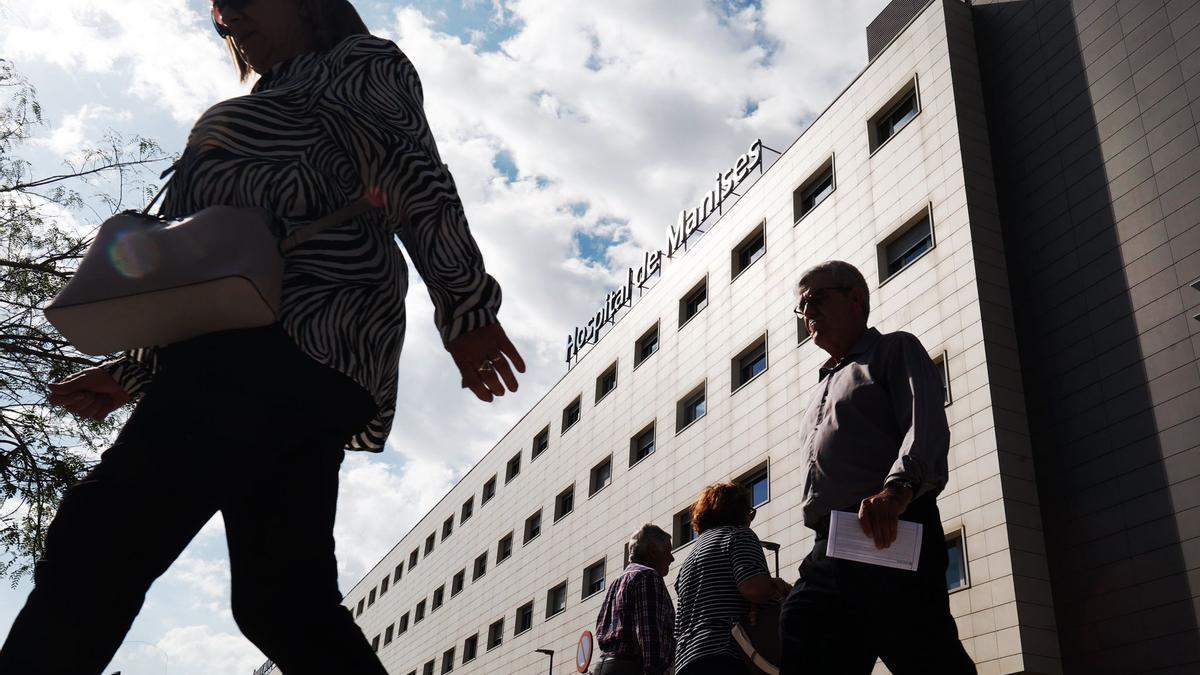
[252,49,323,93]
[818,327,880,381]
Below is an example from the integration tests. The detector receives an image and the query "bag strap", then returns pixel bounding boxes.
[278,187,386,254]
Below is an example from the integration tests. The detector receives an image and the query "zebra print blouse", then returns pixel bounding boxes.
[102,34,503,450]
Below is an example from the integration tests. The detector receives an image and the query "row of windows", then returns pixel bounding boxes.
[352,76,934,617]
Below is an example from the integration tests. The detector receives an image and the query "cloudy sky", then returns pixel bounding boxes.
[0,1,887,672]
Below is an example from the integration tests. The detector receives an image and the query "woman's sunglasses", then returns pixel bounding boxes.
[210,0,253,39]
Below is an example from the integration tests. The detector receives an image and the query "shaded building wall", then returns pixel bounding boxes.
[969,0,1200,672]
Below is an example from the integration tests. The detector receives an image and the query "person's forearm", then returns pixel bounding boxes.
[738,574,780,603]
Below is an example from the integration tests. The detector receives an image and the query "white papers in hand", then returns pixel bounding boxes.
[825,510,923,571]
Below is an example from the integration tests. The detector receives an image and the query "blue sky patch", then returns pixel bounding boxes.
[492,149,518,182]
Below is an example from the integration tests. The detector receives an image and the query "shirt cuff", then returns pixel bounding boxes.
[100,357,152,397]
[439,306,499,345]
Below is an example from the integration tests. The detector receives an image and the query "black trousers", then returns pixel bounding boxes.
[0,326,387,675]
[778,497,976,675]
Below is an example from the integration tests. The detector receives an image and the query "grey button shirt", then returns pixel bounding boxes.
[799,327,950,527]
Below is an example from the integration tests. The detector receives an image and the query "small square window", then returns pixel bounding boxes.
[461,497,474,523]
[432,585,445,611]
[381,575,390,596]
[371,635,380,652]
[532,425,550,460]
[933,352,951,406]
[442,516,454,541]
[505,453,521,483]
[673,507,698,549]
[452,569,465,596]
[562,396,582,432]
[793,159,835,222]
[463,634,479,663]
[554,485,575,521]
[634,323,660,367]
[547,581,568,618]
[731,223,765,279]
[732,336,768,392]
[482,475,497,504]
[946,529,970,592]
[582,559,606,599]
[473,552,488,580]
[735,462,770,508]
[368,588,376,606]
[880,210,934,280]
[487,618,505,649]
[524,509,542,545]
[422,660,434,675]
[629,423,655,466]
[356,598,364,616]
[676,384,706,432]
[384,624,395,646]
[409,549,419,569]
[398,612,410,634]
[394,562,403,584]
[589,456,612,497]
[516,601,534,634]
[595,362,618,403]
[871,83,919,151]
[441,648,455,674]
[415,599,426,623]
[424,533,435,556]
[679,278,708,327]
[498,532,514,563]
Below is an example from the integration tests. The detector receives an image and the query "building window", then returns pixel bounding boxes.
[414,599,426,623]
[880,209,934,280]
[473,552,488,581]
[946,529,969,592]
[368,588,376,606]
[870,79,919,152]
[676,384,706,432]
[463,634,479,663]
[562,396,582,433]
[442,516,453,541]
[673,507,697,549]
[532,425,550,460]
[731,222,765,279]
[524,509,543,545]
[547,581,568,618]
[371,635,380,652]
[487,618,505,650]
[554,485,575,522]
[516,601,534,635]
[582,559,606,599]
[933,351,951,406]
[356,598,364,616]
[505,452,521,483]
[793,158,834,222]
[451,569,465,596]
[422,660,434,675]
[498,532,514,563]
[679,278,708,327]
[461,497,474,523]
[441,648,455,674]
[425,533,435,557]
[797,316,811,345]
[732,335,768,392]
[735,462,770,508]
[629,422,655,466]
[589,456,612,497]
[482,475,497,504]
[432,585,445,611]
[398,612,409,634]
[595,362,618,403]
[394,562,403,584]
[409,549,419,569]
[381,575,390,596]
[384,624,394,646]
[634,323,660,368]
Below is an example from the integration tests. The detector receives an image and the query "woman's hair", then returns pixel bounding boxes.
[225,0,371,82]
[690,483,752,534]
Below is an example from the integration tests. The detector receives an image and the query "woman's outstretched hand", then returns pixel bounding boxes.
[447,323,526,402]
[47,367,131,422]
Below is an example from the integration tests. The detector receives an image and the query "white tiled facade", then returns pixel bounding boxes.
[328,2,1061,674]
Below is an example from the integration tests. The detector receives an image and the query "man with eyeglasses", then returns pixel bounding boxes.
[778,261,975,675]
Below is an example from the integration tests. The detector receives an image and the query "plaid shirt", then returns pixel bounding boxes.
[595,563,676,675]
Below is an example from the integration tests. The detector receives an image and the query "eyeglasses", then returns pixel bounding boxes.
[210,0,253,39]
[793,286,851,319]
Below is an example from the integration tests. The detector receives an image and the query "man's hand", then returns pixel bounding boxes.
[857,483,913,549]
[47,367,131,422]
[446,323,526,402]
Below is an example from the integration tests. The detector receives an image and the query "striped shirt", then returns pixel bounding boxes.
[102,34,502,450]
[595,563,676,675]
[673,526,769,671]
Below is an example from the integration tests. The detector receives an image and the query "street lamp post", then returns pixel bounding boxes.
[535,647,554,675]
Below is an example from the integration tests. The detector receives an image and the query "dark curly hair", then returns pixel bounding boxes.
[690,483,752,534]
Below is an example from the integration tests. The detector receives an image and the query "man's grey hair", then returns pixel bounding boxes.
[796,260,870,321]
[628,524,671,563]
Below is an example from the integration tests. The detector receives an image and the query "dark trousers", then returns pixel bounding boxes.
[0,326,387,675]
[778,497,976,675]
[677,654,750,675]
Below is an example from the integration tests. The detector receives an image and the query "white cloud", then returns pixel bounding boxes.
[152,625,265,673]
[30,103,131,158]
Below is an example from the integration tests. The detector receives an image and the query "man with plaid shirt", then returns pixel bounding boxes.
[595,524,676,675]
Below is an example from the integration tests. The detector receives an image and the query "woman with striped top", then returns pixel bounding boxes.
[674,483,792,675]
[1,2,523,674]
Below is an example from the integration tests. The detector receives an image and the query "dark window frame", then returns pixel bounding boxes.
[793,157,835,223]
[461,497,474,523]
[561,396,582,433]
[878,207,935,282]
[482,475,497,504]
[554,484,575,522]
[523,509,543,545]
[505,453,521,484]
[869,77,920,154]
[629,422,656,467]
[678,277,709,328]
[497,531,514,563]
[734,461,771,508]
[673,506,698,550]
[532,425,550,460]
[546,580,568,618]
[515,600,534,635]
[451,569,465,596]
[732,335,769,393]
[633,323,660,369]
[731,222,766,280]
[595,362,618,404]
[588,455,612,497]
[676,383,707,433]
[487,618,505,650]
[582,559,607,599]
